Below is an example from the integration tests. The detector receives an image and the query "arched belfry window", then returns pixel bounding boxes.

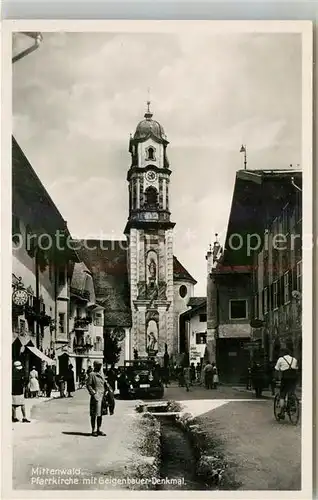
[145,186,158,209]
[146,146,156,161]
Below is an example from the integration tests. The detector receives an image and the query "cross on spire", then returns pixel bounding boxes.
[144,90,153,119]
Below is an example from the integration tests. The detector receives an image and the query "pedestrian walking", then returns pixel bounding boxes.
[183,366,190,392]
[251,358,265,398]
[66,364,75,397]
[212,362,219,388]
[86,361,108,436]
[12,361,30,423]
[44,365,55,397]
[28,366,40,398]
[58,374,66,398]
[79,369,86,388]
[177,365,184,387]
[196,362,201,382]
[190,363,196,385]
[204,362,213,389]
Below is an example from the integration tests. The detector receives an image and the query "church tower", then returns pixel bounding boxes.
[124,103,175,359]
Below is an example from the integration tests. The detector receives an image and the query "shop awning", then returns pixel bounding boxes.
[27,346,56,365]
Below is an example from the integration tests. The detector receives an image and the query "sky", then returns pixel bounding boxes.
[12,30,302,295]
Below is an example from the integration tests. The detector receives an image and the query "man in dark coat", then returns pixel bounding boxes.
[44,365,55,397]
[66,364,75,397]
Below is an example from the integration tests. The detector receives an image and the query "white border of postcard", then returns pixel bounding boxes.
[1,19,313,500]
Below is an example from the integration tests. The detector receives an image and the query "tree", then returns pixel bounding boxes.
[104,328,124,367]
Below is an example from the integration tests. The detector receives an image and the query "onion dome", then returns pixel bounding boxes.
[133,102,167,142]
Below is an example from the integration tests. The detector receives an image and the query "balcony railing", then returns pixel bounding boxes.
[74,316,92,330]
[70,287,90,301]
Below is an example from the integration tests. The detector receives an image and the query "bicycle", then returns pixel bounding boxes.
[274,388,300,425]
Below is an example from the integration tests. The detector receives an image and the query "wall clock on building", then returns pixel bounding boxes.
[145,170,157,182]
[12,288,29,307]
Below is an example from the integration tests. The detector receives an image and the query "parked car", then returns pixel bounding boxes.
[123,358,164,399]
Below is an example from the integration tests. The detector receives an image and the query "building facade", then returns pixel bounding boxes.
[207,169,302,384]
[12,137,77,375]
[180,298,207,365]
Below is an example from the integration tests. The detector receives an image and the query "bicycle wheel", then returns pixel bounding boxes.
[287,393,300,425]
[273,393,281,421]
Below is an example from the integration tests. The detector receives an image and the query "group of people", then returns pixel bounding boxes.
[11,359,78,423]
[173,361,219,391]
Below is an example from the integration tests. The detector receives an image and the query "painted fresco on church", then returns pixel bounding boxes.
[146,319,158,353]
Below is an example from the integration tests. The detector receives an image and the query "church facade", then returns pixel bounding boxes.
[77,105,197,363]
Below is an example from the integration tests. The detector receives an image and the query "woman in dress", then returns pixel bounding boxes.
[29,366,40,398]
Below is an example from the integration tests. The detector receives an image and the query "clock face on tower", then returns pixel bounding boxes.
[145,170,157,182]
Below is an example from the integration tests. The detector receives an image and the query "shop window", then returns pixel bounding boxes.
[196,332,207,345]
[229,299,248,320]
[199,314,207,322]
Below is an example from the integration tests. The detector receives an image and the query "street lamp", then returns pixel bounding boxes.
[291,177,302,192]
[12,32,43,63]
[240,145,247,170]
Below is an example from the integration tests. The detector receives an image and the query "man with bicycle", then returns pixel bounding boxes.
[275,347,298,419]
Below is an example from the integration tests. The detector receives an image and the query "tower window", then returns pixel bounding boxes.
[145,187,158,209]
[179,285,187,298]
[146,147,156,161]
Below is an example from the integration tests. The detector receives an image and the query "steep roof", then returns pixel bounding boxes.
[75,240,132,328]
[73,242,197,326]
[12,136,79,262]
[180,300,206,319]
[187,297,206,308]
[173,256,197,284]
[218,169,302,271]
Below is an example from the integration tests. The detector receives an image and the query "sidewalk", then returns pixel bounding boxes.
[231,385,302,400]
